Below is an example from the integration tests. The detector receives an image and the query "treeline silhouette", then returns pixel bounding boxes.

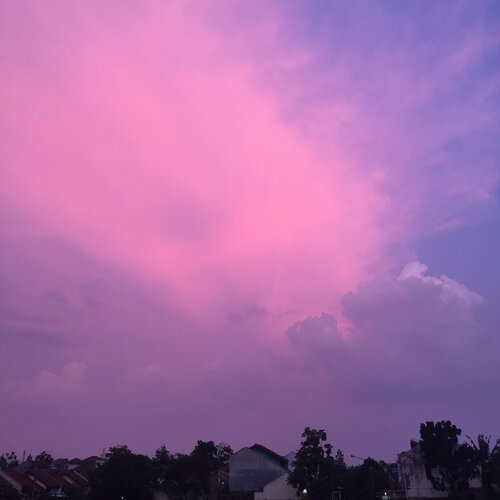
[0,420,498,500]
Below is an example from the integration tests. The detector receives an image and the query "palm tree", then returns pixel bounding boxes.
[466,434,500,500]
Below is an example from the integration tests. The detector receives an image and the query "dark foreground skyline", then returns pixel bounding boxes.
[1,1,499,461]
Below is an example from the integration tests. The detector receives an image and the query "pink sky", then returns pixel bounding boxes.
[1,1,499,462]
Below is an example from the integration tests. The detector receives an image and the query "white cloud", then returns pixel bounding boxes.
[398,260,483,308]
[6,361,88,400]
[286,261,497,406]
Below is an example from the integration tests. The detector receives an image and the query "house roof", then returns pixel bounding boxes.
[2,468,34,487]
[0,474,18,496]
[0,475,9,484]
[74,466,90,479]
[63,470,89,486]
[69,455,102,464]
[1,469,44,493]
[250,444,289,468]
[0,475,14,487]
[29,469,66,487]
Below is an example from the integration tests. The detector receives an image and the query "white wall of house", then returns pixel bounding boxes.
[254,472,298,500]
[398,444,480,499]
[230,447,288,492]
[398,447,448,499]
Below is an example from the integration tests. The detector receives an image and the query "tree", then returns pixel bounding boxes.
[420,421,477,499]
[89,445,155,500]
[159,453,197,500]
[153,445,171,466]
[154,441,232,500]
[288,427,345,500]
[190,441,233,499]
[345,458,390,500]
[34,451,53,468]
[0,451,19,469]
[491,444,500,500]
[466,435,500,500]
[335,450,346,469]
[191,441,232,471]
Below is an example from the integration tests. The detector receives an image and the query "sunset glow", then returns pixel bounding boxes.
[1,1,499,461]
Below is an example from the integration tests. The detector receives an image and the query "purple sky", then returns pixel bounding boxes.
[1,1,499,463]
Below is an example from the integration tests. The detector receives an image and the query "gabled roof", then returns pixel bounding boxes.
[2,468,34,487]
[1,469,44,493]
[0,475,14,487]
[74,468,89,480]
[69,455,102,464]
[250,444,289,469]
[0,475,10,484]
[0,474,18,496]
[29,469,66,488]
[63,470,89,486]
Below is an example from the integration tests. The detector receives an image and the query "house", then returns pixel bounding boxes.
[0,468,43,498]
[254,471,298,500]
[216,465,230,493]
[26,469,69,498]
[68,458,83,470]
[397,441,480,500]
[71,455,104,473]
[62,469,89,489]
[62,468,90,497]
[0,456,94,499]
[0,473,18,499]
[51,459,69,473]
[229,444,293,495]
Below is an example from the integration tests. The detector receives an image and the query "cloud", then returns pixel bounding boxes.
[1,0,382,318]
[226,303,271,325]
[0,1,499,460]
[287,261,498,406]
[286,313,340,352]
[5,362,88,400]
[6,0,499,321]
[397,261,484,309]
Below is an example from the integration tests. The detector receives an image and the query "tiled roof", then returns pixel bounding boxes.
[29,469,65,487]
[63,470,89,486]
[2,468,34,487]
[1,469,44,493]
[0,474,18,496]
[0,475,14,487]
[74,467,89,480]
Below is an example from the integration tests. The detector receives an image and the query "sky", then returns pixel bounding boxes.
[1,0,499,463]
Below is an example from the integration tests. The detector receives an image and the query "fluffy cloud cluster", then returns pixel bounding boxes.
[12,362,88,400]
[397,262,483,309]
[287,261,498,405]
